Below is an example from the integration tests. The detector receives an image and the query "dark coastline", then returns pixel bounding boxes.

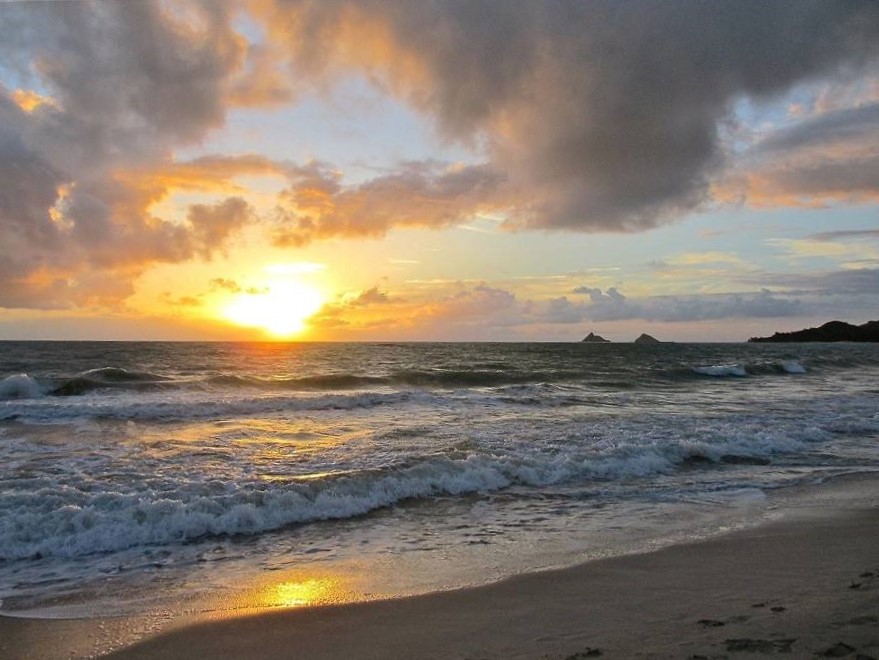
[749,319,879,343]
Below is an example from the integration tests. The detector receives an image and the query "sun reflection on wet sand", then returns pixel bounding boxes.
[270,578,339,607]
[228,573,359,612]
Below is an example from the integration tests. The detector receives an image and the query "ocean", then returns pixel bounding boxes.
[1,341,878,623]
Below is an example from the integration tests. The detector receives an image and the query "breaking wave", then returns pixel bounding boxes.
[0,374,43,400]
[0,414,832,561]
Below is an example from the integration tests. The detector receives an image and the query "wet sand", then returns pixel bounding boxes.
[4,474,879,659]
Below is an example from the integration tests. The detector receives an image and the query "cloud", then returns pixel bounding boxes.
[809,229,879,242]
[0,2,260,310]
[310,285,395,328]
[735,267,879,323]
[187,197,254,259]
[117,154,283,199]
[563,286,801,322]
[160,292,203,308]
[272,160,507,245]
[765,238,879,267]
[210,278,242,293]
[719,103,879,206]
[0,2,242,164]
[664,251,747,267]
[311,282,522,336]
[747,267,879,297]
[571,286,627,306]
[258,0,879,233]
[349,286,391,306]
[758,103,879,157]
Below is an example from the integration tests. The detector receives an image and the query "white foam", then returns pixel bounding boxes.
[781,360,807,374]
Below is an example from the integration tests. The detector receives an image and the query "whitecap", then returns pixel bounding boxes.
[781,360,807,374]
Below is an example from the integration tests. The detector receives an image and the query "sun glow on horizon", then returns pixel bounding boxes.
[222,279,325,337]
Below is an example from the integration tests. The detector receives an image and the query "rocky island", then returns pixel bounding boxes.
[749,320,879,343]
[581,332,663,343]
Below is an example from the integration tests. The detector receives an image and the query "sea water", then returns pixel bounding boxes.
[1,341,878,620]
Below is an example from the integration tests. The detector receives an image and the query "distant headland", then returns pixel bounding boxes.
[749,320,879,343]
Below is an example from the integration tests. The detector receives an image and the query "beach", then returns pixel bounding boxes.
[3,472,877,659]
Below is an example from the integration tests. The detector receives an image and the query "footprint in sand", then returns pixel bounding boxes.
[847,615,878,626]
[724,638,796,653]
[563,648,602,659]
[818,641,856,657]
[697,614,752,628]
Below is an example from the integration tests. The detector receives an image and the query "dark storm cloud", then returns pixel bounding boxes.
[262,0,879,231]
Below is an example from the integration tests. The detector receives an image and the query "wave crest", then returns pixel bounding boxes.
[0,374,43,400]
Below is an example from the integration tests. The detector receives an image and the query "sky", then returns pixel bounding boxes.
[1,0,878,342]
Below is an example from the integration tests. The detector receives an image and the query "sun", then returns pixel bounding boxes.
[222,280,325,337]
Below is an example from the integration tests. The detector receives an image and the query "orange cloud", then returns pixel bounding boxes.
[113,155,285,220]
[272,160,509,245]
[11,89,56,113]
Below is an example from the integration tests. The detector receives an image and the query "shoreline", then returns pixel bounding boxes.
[4,472,879,659]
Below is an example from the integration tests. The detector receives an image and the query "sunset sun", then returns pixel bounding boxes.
[222,280,325,337]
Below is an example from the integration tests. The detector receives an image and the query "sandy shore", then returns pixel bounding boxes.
[4,474,879,659]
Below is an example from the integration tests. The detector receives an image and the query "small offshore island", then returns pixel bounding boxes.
[582,332,661,343]
[749,320,879,343]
